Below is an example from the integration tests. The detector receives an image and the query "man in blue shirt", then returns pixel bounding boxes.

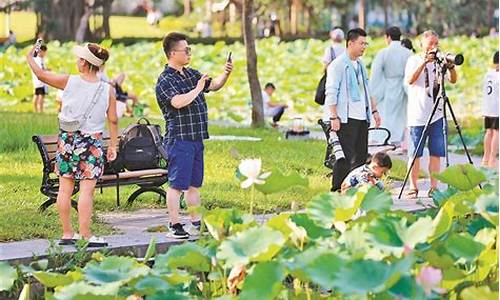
[325,28,381,192]
[156,32,232,238]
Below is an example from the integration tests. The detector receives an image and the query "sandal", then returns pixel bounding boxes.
[58,233,81,245]
[405,188,419,199]
[86,236,108,248]
[428,187,437,198]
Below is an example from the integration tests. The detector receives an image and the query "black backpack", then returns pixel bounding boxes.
[314,73,327,105]
[314,46,336,105]
[118,118,167,171]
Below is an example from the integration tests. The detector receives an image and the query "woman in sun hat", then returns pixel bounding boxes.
[27,42,118,247]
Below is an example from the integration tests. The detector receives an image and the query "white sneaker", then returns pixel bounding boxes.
[184,222,200,236]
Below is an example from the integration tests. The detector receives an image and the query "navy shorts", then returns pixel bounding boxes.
[164,140,204,191]
[409,118,446,158]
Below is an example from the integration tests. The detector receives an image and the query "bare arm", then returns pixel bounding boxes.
[107,88,118,149]
[26,46,69,90]
[209,61,233,91]
[370,96,381,127]
[407,60,427,85]
[170,75,209,109]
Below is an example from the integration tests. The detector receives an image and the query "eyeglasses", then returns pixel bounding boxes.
[172,47,192,55]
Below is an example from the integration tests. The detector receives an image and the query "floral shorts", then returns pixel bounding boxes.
[55,131,104,180]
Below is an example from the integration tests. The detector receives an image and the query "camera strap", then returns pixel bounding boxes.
[424,63,439,101]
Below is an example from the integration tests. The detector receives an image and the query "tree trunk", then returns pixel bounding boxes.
[487,0,494,29]
[358,0,365,29]
[184,0,191,15]
[75,4,93,42]
[242,0,264,127]
[290,0,299,35]
[383,0,388,28]
[102,0,113,39]
[34,0,87,41]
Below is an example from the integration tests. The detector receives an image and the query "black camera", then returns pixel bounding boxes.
[429,49,464,66]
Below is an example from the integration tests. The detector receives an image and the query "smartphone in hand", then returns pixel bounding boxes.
[226,51,232,63]
[204,77,212,90]
[33,38,43,57]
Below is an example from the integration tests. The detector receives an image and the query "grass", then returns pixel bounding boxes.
[0,111,418,242]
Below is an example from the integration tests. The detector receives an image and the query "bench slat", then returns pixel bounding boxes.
[100,169,167,181]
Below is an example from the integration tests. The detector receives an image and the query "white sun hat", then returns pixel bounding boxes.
[73,43,105,67]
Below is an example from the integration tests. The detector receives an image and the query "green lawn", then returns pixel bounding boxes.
[0,112,329,241]
[0,111,417,241]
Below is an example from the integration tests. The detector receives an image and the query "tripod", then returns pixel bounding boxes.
[398,62,476,199]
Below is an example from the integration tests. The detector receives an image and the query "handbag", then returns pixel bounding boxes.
[59,81,103,132]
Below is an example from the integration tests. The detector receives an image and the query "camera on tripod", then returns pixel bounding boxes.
[429,49,464,66]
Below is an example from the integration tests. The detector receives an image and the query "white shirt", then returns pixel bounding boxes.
[59,75,110,134]
[261,90,281,117]
[31,57,46,89]
[322,43,345,66]
[348,60,367,120]
[404,55,448,126]
[482,70,499,117]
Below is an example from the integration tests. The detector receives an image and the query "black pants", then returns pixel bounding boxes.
[272,106,285,123]
[331,118,369,191]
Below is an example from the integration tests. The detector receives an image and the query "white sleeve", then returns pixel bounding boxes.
[322,47,332,65]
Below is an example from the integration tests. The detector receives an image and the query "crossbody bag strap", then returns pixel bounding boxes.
[81,81,104,124]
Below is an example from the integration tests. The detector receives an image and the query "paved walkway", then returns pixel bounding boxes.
[0,130,483,265]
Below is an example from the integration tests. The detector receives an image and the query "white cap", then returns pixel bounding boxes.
[73,44,105,67]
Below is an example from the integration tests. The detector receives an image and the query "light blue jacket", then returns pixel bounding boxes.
[325,52,372,125]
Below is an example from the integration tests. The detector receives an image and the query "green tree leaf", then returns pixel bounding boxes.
[217,226,285,267]
[240,261,286,300]
[432,164,486,191]
[0,262,17,291]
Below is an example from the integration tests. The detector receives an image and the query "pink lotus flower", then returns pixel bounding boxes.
[416,266,446,295]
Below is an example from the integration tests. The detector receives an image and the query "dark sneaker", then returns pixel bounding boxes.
[167,223,189,239]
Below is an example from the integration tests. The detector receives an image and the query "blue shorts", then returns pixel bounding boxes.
[409,118,446,158]
[164,140,204,191]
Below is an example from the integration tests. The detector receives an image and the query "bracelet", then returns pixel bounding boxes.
[330,117,340,121]
[371,110,379,115]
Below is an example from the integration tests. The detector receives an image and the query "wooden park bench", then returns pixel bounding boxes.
[32,134,168,211]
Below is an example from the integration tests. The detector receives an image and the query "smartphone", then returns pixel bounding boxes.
[33,38,43,57]
[204,77,212,90]
[226,51,232,63]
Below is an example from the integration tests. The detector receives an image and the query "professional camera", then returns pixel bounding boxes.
[328,131,345,160]
[429,49,464,66]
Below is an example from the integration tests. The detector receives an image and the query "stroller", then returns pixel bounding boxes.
[317,119,397,171]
